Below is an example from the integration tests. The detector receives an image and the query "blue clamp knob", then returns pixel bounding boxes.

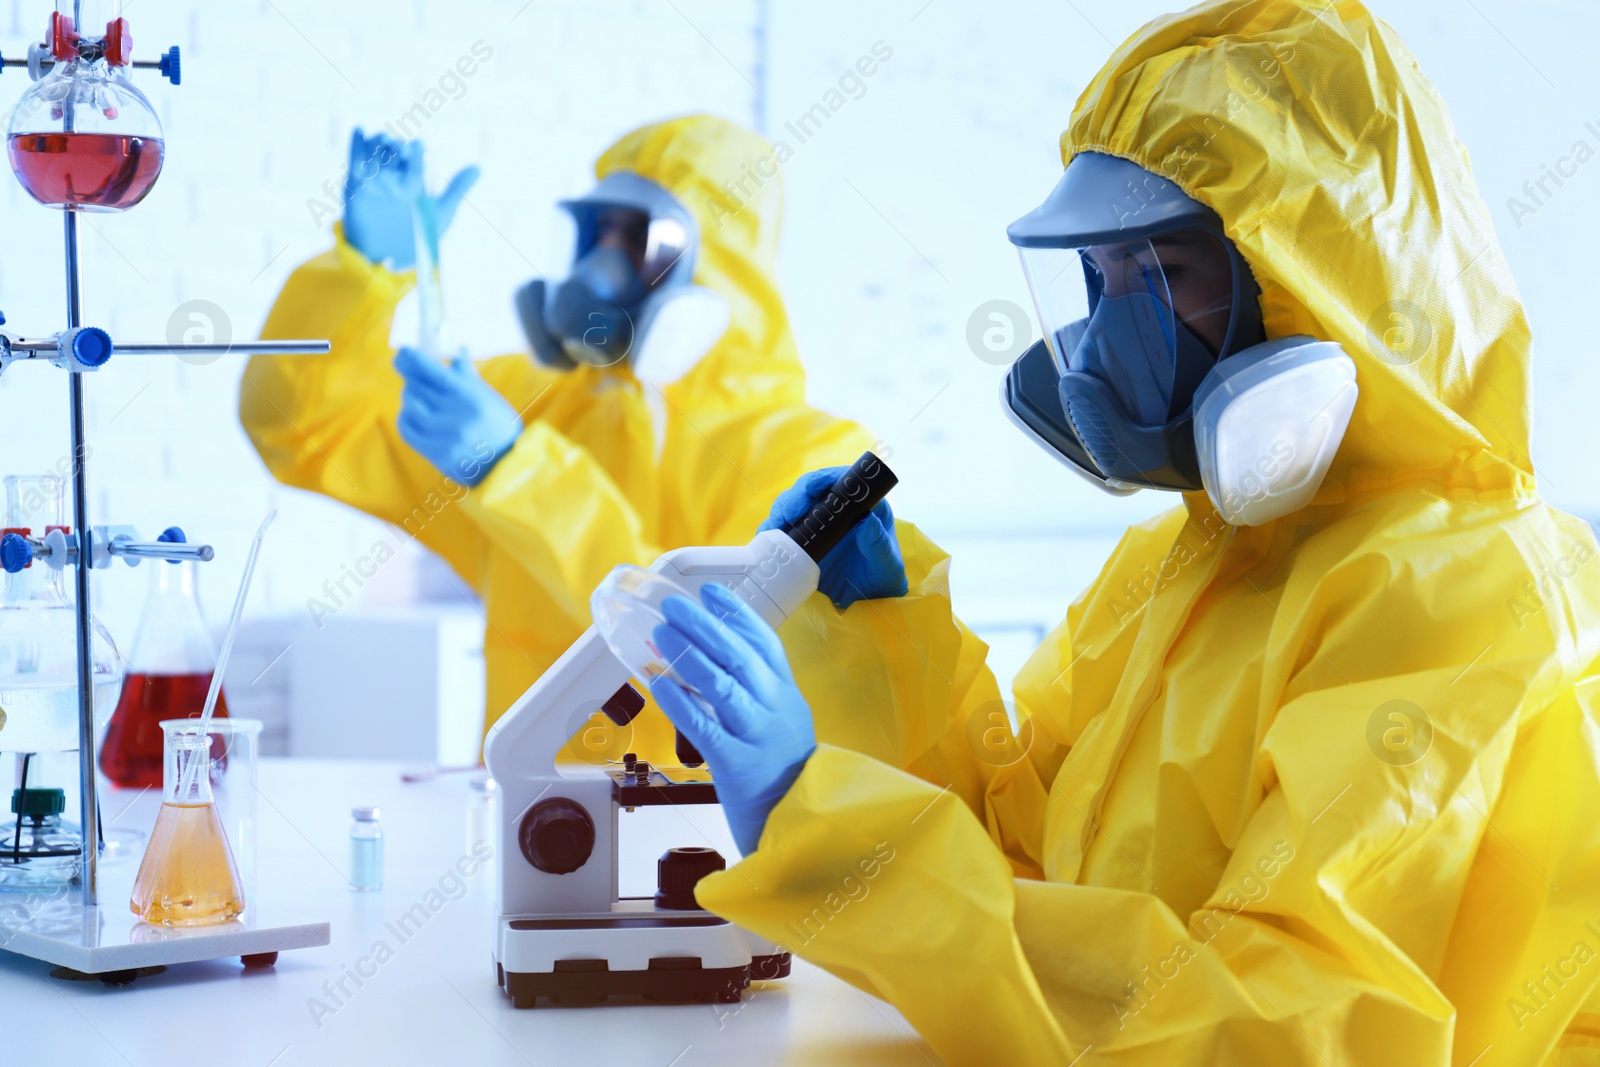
[1,533,30,574]
[0,311,7,325]
[159,46,180,86]
[157,527,186,563]
[70,327,113,368]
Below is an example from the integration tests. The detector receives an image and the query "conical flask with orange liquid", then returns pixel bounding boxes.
[130,724,243,925]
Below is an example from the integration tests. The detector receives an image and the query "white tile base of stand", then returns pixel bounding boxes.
[0,895,330,974]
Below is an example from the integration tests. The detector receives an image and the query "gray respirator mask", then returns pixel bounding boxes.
[1002,153,1358,526]
[515,172,728,385]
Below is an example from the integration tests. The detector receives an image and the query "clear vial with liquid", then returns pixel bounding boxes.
[350,806,382,891]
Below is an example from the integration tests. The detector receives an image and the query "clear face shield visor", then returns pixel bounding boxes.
[555,203,693,292]
[1017,228,1238,428]
[519,172,708,372]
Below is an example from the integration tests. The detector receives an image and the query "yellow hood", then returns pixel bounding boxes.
[594,114,806,408]
[1065,0,1535,511]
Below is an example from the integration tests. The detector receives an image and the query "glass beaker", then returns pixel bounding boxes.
[0,475,122,756]
[130,725,244,926]
[7,1,162,213]
[101,560,229,789]
[161,717,257,901]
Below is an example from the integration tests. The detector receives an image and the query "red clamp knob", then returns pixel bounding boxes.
[104,17,131,67]
[49,12,78,63]
[45,524,70,535]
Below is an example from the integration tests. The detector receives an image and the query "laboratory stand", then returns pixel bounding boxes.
[0,0,330,978]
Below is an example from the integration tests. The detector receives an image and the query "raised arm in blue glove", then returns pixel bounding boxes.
[648,583,816,856]
[758,467,908,609]
[393,346,523,486]
[342,128,481,270]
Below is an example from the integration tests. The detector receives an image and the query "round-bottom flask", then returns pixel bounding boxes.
[7,16,165,215]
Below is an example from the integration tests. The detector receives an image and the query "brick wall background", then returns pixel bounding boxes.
[0,0,1592,748]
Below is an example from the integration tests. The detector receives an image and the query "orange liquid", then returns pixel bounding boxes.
[130,802,244,926]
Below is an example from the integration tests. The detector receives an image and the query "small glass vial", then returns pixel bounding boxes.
[349,806,383,892]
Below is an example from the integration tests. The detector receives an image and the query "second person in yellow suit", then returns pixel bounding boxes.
[643,3,1600,1064]
[240,115,873,762]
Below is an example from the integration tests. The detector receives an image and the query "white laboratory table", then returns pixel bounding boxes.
[0,759,938,1067]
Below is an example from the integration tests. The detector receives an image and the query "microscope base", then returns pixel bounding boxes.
[493,905,791,1008]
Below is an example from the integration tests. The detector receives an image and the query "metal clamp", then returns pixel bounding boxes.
[1,39,180,84]
[105,526,214,566]
[0,326,113,372]
[0,524,214,572]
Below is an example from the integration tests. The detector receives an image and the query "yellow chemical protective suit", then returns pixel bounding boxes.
[240,115,872,759]
[699,4,1600,1064]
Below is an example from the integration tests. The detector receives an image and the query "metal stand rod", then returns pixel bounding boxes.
[3,339,329,357]
[112,341,330,356]
[65,207,97,907]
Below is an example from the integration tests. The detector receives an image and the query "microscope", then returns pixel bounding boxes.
[483,452,896,1007]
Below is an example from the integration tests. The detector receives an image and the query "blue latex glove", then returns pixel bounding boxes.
[649,583,816,856]
[343,128,480,270]
[758,467,908,609]
[393,346,523,486]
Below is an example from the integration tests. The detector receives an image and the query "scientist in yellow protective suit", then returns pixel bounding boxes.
[240,115,874,759]
[644,3,1600,1064]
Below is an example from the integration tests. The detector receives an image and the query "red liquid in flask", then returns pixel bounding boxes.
[100,673,229,790]
[8,132,164,210]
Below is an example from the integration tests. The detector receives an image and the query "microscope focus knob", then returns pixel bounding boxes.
[518,798,595,875]
[655,847,726,909]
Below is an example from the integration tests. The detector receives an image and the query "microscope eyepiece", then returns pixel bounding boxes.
[779,451,898,564]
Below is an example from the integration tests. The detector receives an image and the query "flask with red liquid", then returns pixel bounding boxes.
[6,1,165,212]
[100,556,228,789]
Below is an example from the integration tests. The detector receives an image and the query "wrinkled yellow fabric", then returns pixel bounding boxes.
[698,4,1600,1064]
[239,115,872,760]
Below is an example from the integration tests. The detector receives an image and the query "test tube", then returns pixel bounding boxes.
[413,194,444,359]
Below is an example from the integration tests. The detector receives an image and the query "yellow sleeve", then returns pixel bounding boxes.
[703,560,1600,1067]
[454,418,661,631]
[784,515,1166,875]
[458,394,876,636]
[239,226,500,587]
[697,745,1076,1063]
[703,681,1600,1066]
